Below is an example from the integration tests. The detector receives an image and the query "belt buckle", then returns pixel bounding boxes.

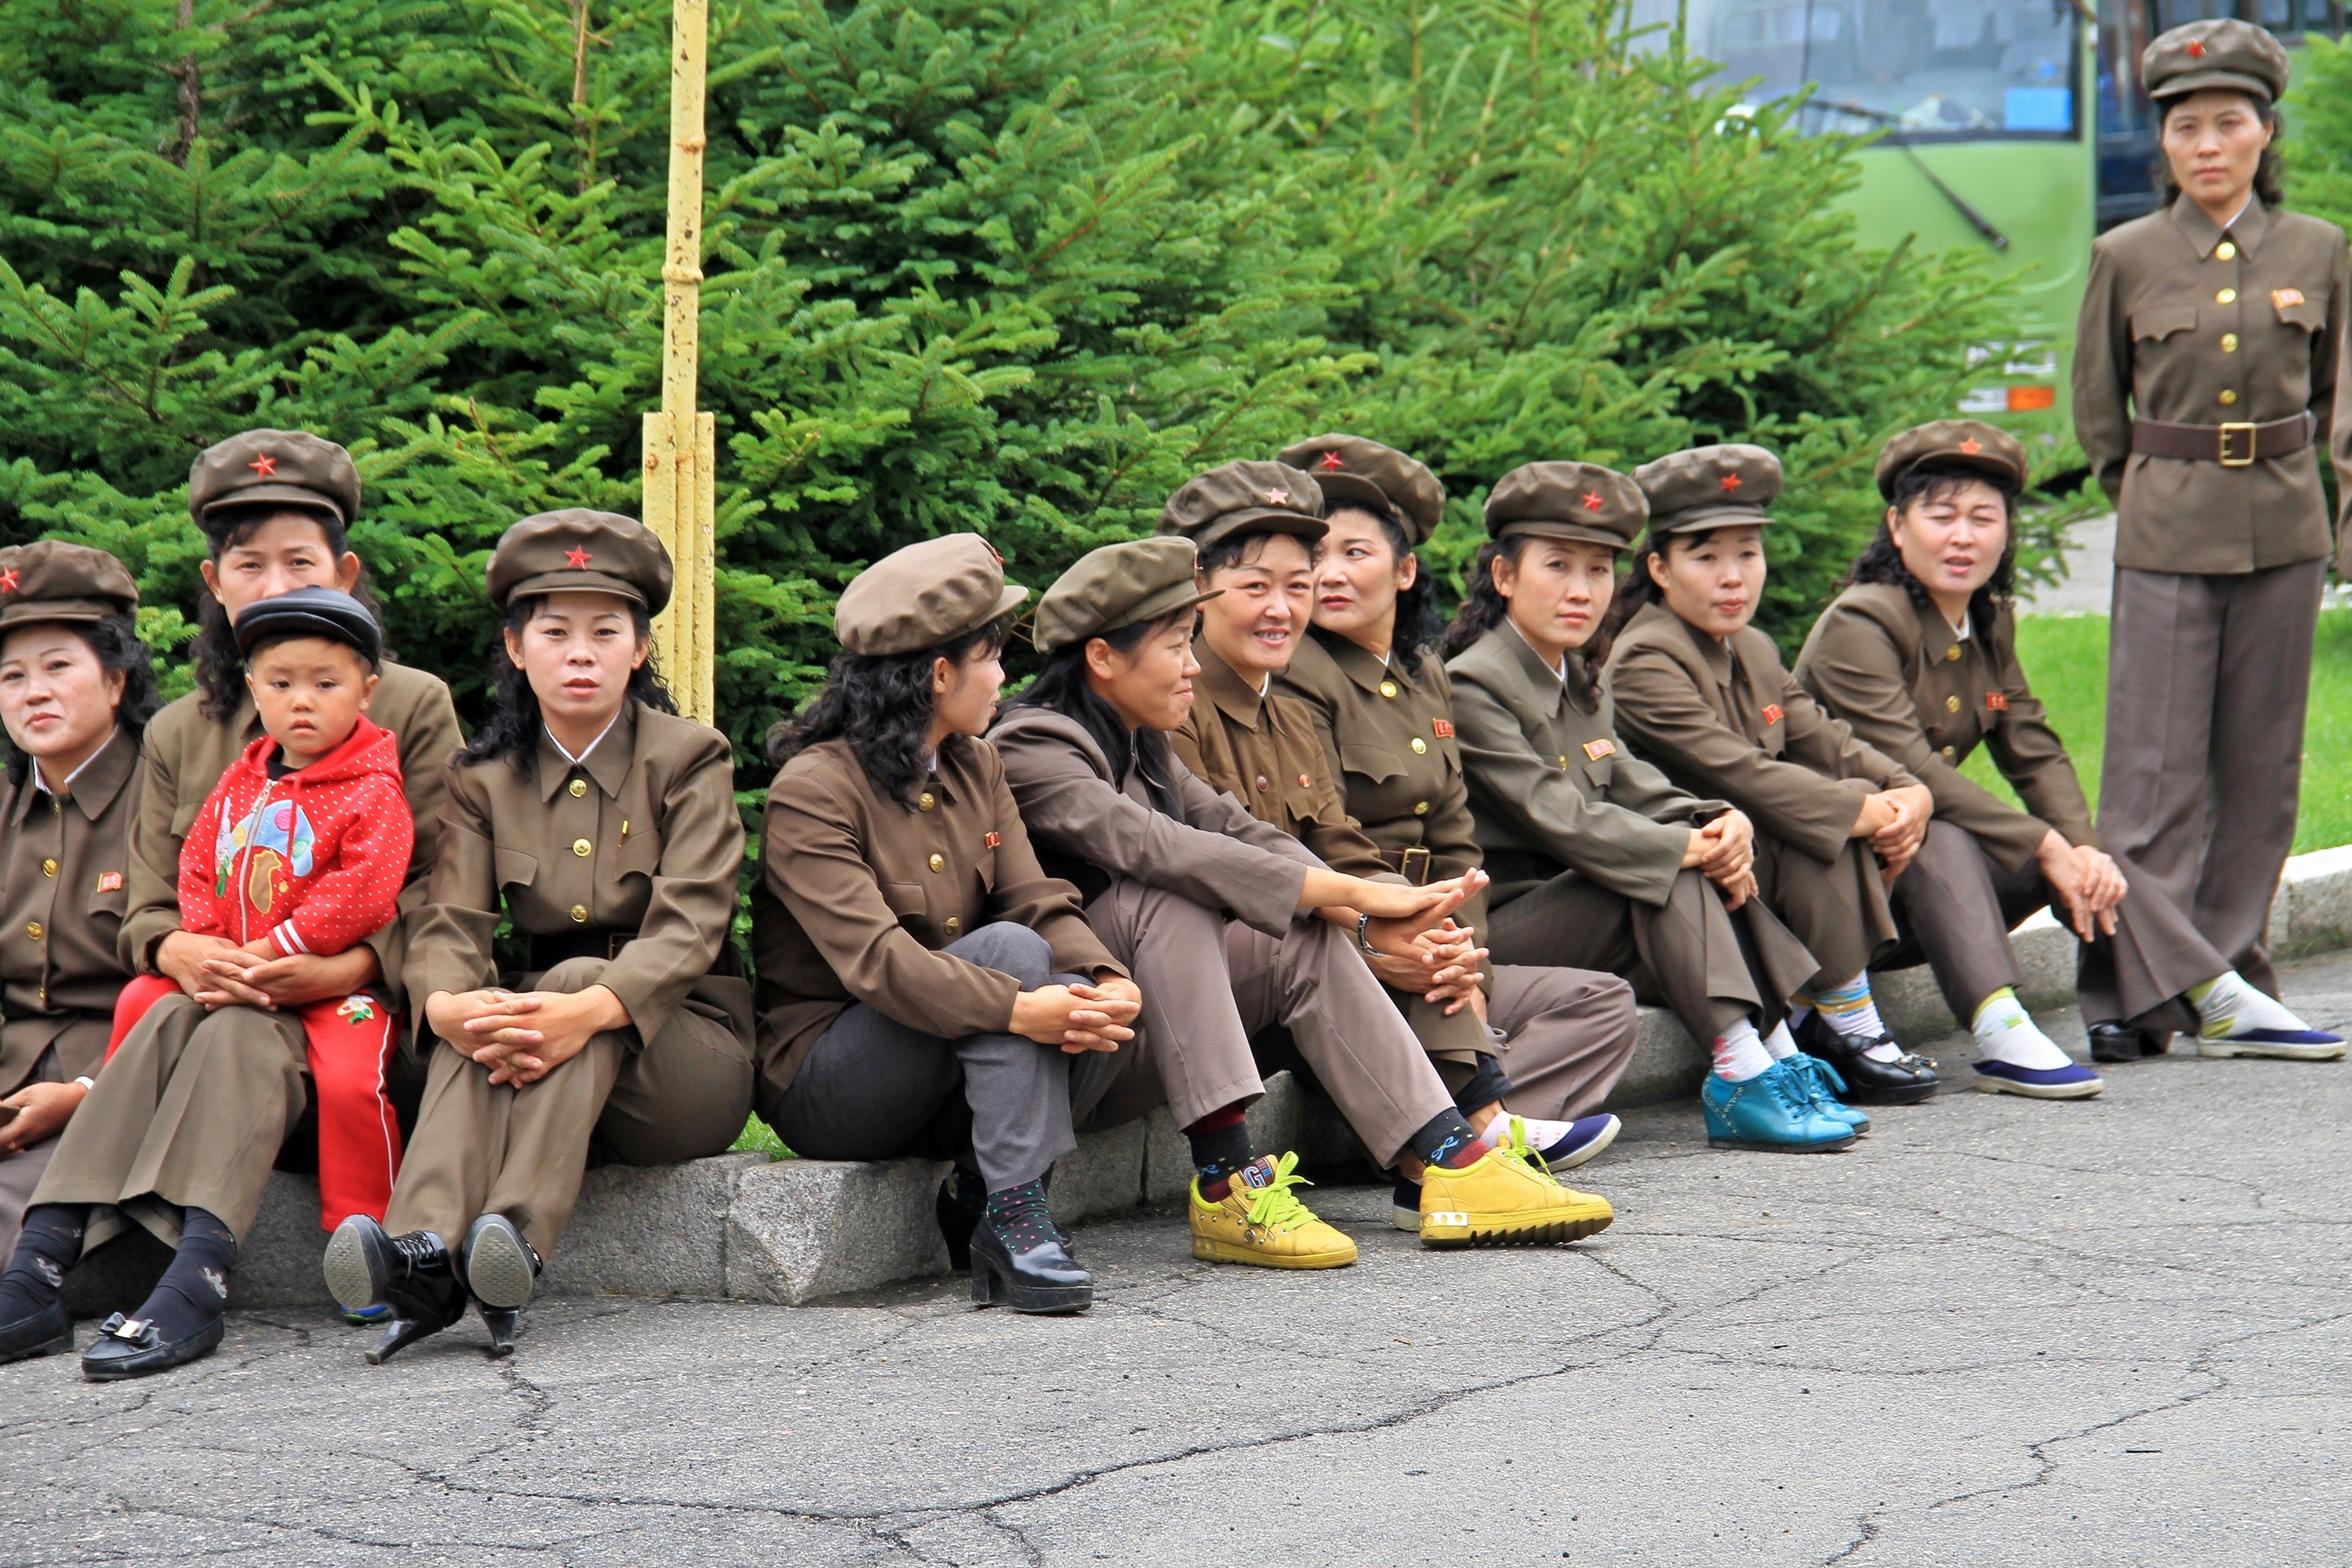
[605,931,631,960]
[1399,847,1432,886]
[2216,421,2257,466]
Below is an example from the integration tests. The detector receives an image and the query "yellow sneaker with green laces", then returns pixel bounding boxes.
[1189,1152,1358,1269]
[1418,1117,1614,1248]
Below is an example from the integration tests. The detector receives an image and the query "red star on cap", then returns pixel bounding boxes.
[0,569,17,594]
[1958,437,1982,456]
[1317,451,1345,471]
[2187,38,2205,56]
[564,546,592,568]
[1719,473,1742,492]
[249,453,278,478]
[1265,488,1289,506]
[1581,491,1604,512]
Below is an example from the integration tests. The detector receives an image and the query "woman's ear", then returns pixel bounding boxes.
[931,655,955,699]
[1397,552,1420,592]
[1646,550,1671,590]
[102,668,127,710]
[1488,551,1514,600]
[335,552,363,595]
[199,559,225,606]
[630,633,649,672]
[502,625,528,671]
[1083,638,1118,681]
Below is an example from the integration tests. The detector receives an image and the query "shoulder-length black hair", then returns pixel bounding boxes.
[459,594,677,775]
[1840,460,2021,641]
[1000,610,1186,814]
[2,614,162,787]
[767,615,1011,804]
[2154,93,2284,209]
[192,503,390,721]
[1439,535,1610,706]
[1314,500,1439,677]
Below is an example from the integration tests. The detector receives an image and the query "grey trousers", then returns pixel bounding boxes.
[769,924,1080,1193]
[1751,829,1900,990]
[1880,820,2229,1032]
[2100,560,2324,1000]
[1481,966,1641,1122]
[1068,878,1457,1167]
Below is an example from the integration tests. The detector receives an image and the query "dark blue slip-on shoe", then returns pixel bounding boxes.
[1536,1114,1621,1172]
[1391,1174,1423,1232]
[2198,1028,2346,1062]
[1972,1058,2103,1099]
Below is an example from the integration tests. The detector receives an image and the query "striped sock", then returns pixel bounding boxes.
[1800,972,1898,1058]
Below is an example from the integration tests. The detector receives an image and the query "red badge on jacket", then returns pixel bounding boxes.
[983,832,1001,848]
[1582,738,1615,760]
[1762,704,1784,725]
[1432,719,1454,739]
[1985,692,2009,712]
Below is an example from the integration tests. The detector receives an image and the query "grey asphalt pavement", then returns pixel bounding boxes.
[6,951,2352,1566]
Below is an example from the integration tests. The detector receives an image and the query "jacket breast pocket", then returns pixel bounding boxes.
[2274,294,2328,332]
[880,880,925,926]
[90,874,129,924]
[2129,305,2198,343]
[493,848,539,892]
[1581,758,1613,794]
[614,827,662,884]
[1338,742,1405,786]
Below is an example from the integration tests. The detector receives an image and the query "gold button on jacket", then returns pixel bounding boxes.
[568,778,588,797]
[572,837,593,857]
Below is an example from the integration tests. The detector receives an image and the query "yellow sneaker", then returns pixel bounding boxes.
[1189,1152,1359,1269]
[1418,1118,1613,1248]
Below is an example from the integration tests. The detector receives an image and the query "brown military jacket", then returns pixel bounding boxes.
[753,734,1123,1109]
[1606,603,1917,864]
[1447,623,1725,909]
[1795,585,2094,874]
[2072,194,2350,575]
[123,660,463,1009]
[0,731,140,1091]
[405,702,749,1051]
[989,706,1316,938]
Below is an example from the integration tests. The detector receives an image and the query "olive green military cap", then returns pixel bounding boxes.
[1483,462,1647,550]
[0,541,140,633]
[487,510,675,615]
[1156,461,1326,553]
[1033,538,1222,653]
[189,429,362,528]
[1634,445,1781,535]
[835,534,1027,658]
[2143,19,2288,105]
[1276,434,1446,546]
[1873,419,2028,500]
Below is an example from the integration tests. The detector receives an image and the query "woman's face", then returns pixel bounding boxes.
[1312,507,1415,649]
[504,591,646,729]
[931,639,1007,740]
[2161,90,2272,211]
[0,626,125,766]
[1889,478,2009,602]
[1494,537,1620,662]
[1198,533,1314,681]
[1086,612,1200,733]
[200,511,364,625]
[1651,525,1766,639]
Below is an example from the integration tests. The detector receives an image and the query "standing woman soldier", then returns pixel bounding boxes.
[2073,18,2351,1050]
[1443,463,1844,1154]
[1606,446,1949,1103]
[1272,434,1638,1163]
[1797,421,2342,1071]
[755,536,1140,1315]
[327,512,757,1361]
[1,433,463,1381]
[0,546,155,1357]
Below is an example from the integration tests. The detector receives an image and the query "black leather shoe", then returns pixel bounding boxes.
[937,1167,986,1272]
[460,1214,539,1360]
[967,1219,1092,1316]
[80,1311,223,1381]
[0,1299,74,1366]
[2087,1022,2162,1062]
[324,1216,466,1365]
[478,1307,521,1359]
[1793,1011,1940,1103]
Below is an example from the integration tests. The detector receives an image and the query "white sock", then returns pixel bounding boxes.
[2189,971,2313,1040]
[1479,1113,1566,1152]
[1971,988,2071,1071]
[1711,1018,1773,1082]
[1762,1020,1798,1060]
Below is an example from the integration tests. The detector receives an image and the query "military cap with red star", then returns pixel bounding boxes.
[1482,462,1647,550]
[188,429,363,528]
[485,510,675,613]
[0,540,140,633]
[1156,461,1327,553]
[1275,434,1447,546]
[2142,19,2288,105]
[1871,419,2028,499]
[1633,444,1782,536]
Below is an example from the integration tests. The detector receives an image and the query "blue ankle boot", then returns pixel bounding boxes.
[1787,1054,1870,1135]
[1702,1062,1858,1152]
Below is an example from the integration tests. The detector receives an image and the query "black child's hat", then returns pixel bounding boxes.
[234,586,383,667]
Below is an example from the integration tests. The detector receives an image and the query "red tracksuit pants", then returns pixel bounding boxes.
[109,976,404,1232]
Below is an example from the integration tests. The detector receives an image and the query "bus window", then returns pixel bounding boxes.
[1632,0,2082,138]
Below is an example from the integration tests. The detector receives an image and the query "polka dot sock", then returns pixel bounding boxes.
[982,1179,1063,1254]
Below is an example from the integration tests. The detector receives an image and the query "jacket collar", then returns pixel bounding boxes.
[1193,638,1270,731]
[536,699,640,801]
[1486,622,1588,718]
[1320,631,1395,696]
[14,725,137,826]
[1639,601,1736,692]
[2170,191,2268,260]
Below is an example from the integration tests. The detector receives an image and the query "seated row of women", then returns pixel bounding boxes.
[0,417,2335,1382]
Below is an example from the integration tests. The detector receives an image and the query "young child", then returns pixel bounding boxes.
[108,587,413,1231]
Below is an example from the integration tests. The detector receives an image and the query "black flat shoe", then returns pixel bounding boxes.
[2087,1022,2163,1062]
[967,1220,1092,1316]
[936,1167,986,1272]
[79,1311,223,1381]
[324,1216,466,1365]
[1793,1011,1940,1103]
[0,1299,73,1366]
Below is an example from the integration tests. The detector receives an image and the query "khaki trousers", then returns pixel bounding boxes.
[1071,879,1456,1167]
[2100,560,2324,1001]
[1882,820,2228,1032]
[34,995,308,1249]
[1751,830,1899,989]
[383,957,753,1256]
[1479,966,1641,1122]
[1486,866,1817,1050]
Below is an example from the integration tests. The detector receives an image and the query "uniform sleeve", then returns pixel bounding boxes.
[1610,643,1875,863]
[401,763,504,1032]
[1274,659,1350,789]
[1776,668,1921,793]
[367,675,466,1012]
[120,724,190,972]
[978,764,1127,982]
[591,734,746,1045]
[270,776,413,958]
[2072,239,2135,503]
[1450,671,1693,906]
[1980,622,2096,858]
[173,778,230,940]
[2325,237,2352,573]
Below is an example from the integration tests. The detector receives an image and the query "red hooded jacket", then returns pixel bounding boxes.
[178,715,414,959]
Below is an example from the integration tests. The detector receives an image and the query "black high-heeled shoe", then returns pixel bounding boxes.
[967,1215,1091,1315]
[324,1216,466,1365]
[1793,1011,1940,1103]
[461,1214,539,1360]
[936,1167,987,1272]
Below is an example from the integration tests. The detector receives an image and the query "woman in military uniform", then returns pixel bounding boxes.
[1272,434,1638,1169]
[0,545,157,1368]
[325,511,756,1362]
[1795,420,2341,1073]
[1603,445,1951,1103]
[2072,18,2351,1046]
[755,535,1140,1315]
[1443,461,1846,1153]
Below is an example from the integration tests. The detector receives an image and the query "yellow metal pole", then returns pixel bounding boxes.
[644,0,716,724]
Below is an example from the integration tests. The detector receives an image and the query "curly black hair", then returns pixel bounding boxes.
[459,595,677,776]
[1,615,162,787]
[1841,460,2021,641]
[192,503,389,722]
[1000,612,1184,815]
[1439,535,1610,706]
[1312,501,1439,677]
[767,615,1011,804]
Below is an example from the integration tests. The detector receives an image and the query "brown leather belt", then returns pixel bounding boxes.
[2131,412,2312,467]
[1377,847,1433,885]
